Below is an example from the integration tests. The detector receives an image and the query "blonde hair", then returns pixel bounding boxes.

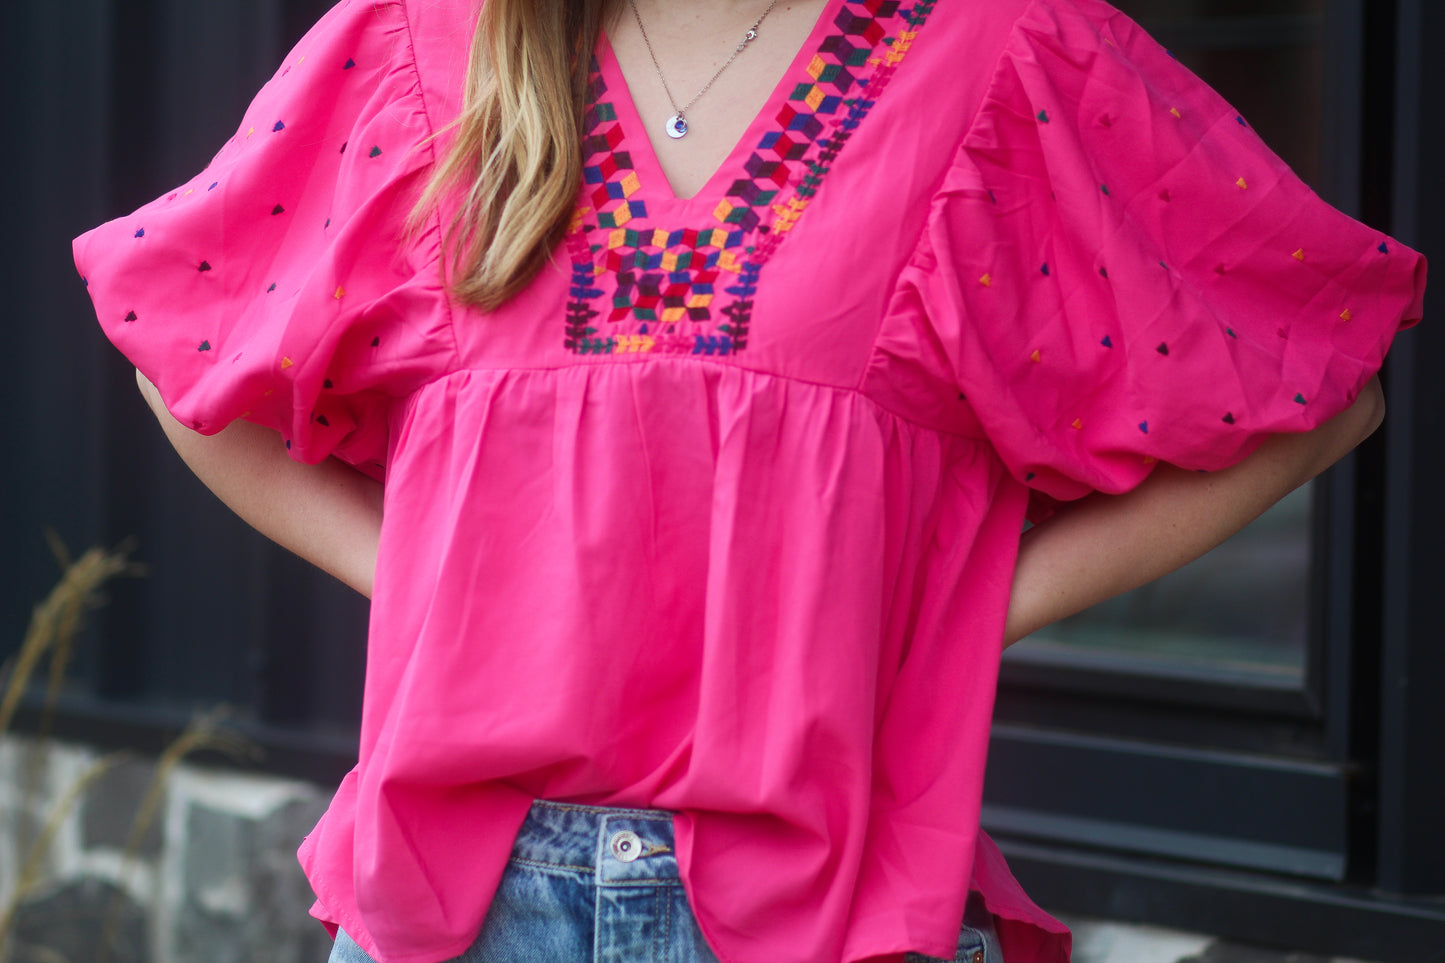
[414,0,606,311]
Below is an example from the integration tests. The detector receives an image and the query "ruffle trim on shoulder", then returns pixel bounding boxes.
[75,0,457,475]
[906,0,1425,502]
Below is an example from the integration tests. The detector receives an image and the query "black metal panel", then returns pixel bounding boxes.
[996,836,1445,963]
[2,0,369,735]
[0,0,114,662]
[1378,0,1445,897]
[984,725,1350,880]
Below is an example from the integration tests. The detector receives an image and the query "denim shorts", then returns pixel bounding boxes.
[327,799,1003,963]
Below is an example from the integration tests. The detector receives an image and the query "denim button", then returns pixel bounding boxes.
[609,830,643,863]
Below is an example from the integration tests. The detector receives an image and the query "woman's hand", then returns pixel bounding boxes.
[1004,376,1386,646]
[136,369,384,598]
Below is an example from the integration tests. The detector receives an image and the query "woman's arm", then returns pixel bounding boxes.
[1004,376,1386,646]
[136,370,384,598]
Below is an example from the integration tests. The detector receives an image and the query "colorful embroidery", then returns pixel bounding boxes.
[562,0,935,357]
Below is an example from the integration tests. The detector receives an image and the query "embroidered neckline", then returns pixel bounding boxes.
[564,0,936,357]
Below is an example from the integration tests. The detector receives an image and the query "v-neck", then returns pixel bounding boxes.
[563,0,938,358]
[595,0,844,207]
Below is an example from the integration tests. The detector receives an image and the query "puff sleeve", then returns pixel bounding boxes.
[916,0,1427,502]
[73,0,455,478]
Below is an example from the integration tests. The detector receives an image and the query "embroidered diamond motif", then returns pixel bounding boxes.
[562,0,934,356]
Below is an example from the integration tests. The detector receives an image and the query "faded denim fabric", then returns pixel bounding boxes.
[328,799,1001,963]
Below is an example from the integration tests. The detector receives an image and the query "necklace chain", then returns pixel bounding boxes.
[627,0,783,138]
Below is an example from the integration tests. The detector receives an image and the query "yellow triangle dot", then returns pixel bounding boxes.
[1170,107,1182,118]
[1340,308,1353,321]
[1071,418,1084,430]
[980,273,992,287]
[280,357,294,370]
[334,286,346,299]
[1236,177,1249,190]
[247,126,255,137]
[1293,249,1306,261]
[1030,349,1042,363]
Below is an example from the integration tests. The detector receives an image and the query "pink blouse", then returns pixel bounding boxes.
[73,0,1426,961]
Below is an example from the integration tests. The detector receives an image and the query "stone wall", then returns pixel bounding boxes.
[0,735,335,963]
[0,736,1386,963]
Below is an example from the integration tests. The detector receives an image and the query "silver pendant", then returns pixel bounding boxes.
[665,114,689,139]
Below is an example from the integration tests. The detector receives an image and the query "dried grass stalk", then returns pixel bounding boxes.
[0,541,143,740]
[0,752,128,960]
[96,709,259,963]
